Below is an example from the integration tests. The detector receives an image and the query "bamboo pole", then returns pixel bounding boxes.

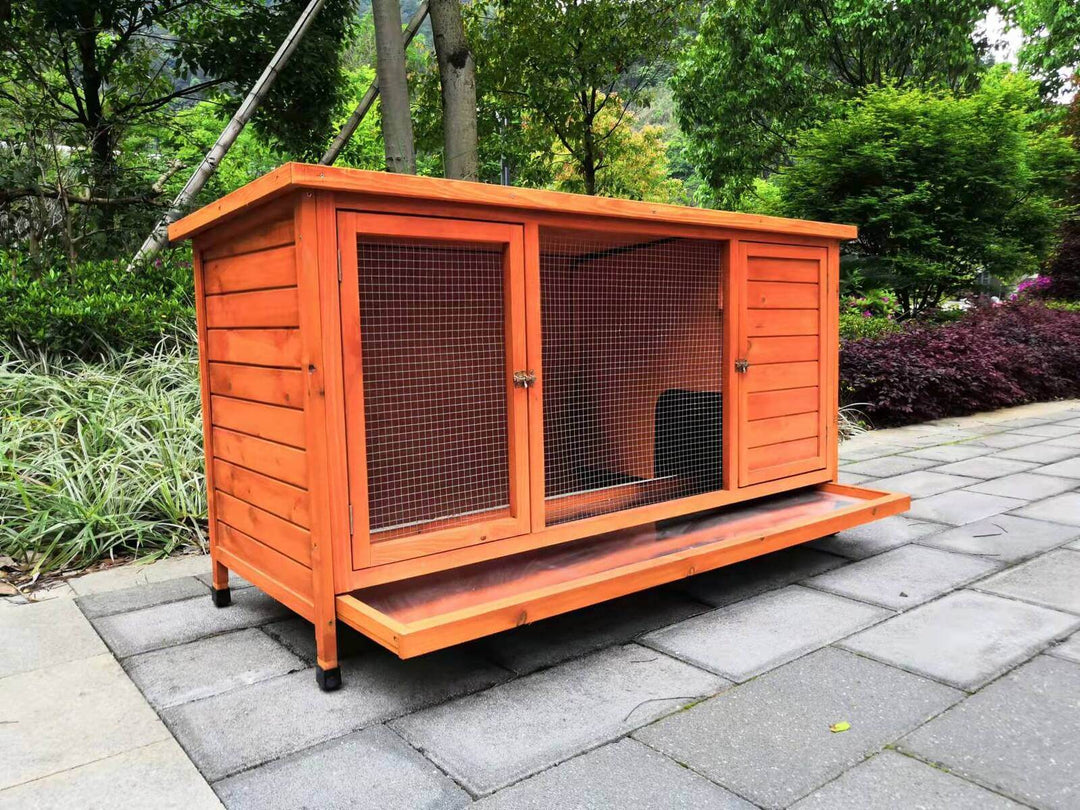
[130,0,327,266]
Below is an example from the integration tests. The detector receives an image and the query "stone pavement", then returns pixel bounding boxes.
[3,400,1080,809]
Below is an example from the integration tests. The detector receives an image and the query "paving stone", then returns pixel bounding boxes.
[964,471,1078,500]
[899,655,1080,810]
[838,455,937,478]
[809,515,946,560]
[995,416,1060,428]
[68,554,212,596]
[213,725,470,810]
[472,738,755,810]
[934,455,1038,478]
[1045,433,1080,449]
[389,644,726,796]
[642,585,887,682]
[804,545,999,610]
[838,443,912,462]
[475,588,707,675]
[839,590,1080,690]
[992,443,1079,464]
[76,576,208,619]
[1047,631,1080,663]
[870,470,980,498]
[165,647,510,782]
[196,572,254,590]
[788,749,1023,810]
[965,432,1040,450]
[259,616,377,665]
[915,514,1079,563]
[1037,456,1080,477]
[124,628,306,709]
[633,647,961,810]
[0,597,106,678]
[974,549,1080,614]
[0,654,169,789]
[0,739,222,810]
[1010,423,1080,438]
[678,545,846,607]
[837,469,873,484]
[92,586,292,658]
[1011,492,1080,526]
[902,443,995,463]
[905,491,1026,526]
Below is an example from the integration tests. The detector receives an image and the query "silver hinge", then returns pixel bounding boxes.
[337,249,342,283]
[348,503,354,536]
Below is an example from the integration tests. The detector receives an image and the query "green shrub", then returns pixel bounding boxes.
[839,312,903,340]
[0,335,207,582]
[0,250,195,357]
[1046,299,1080,312]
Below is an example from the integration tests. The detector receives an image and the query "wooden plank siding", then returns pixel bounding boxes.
[194,204,314,612]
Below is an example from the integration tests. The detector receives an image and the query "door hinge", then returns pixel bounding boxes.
[337,249,342,283]
[348,503,354,536]
[735,359,750,373]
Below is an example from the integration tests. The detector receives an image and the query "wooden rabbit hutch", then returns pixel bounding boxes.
[169,164,908,690]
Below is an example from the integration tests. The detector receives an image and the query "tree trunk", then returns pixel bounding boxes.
[428,0,477,181]
[371,0,416,174]
[130,0,327,267]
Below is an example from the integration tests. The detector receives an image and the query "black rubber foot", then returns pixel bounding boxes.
[211,586,232,608]
[316,666,342,692]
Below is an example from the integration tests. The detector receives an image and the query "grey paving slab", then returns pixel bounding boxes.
[1036,456,1080,478]
[0,597,106,678]
[68,553,212,596]
[905,491,1026,526]
[0,654,169,790]
[76,576,208,619]
[0,739,222,810]
[789,749,1023,810]
[1045,432,1080,448]
[974,549,1080,614]
[903,444,996,463]
[839,590,1080,690]
[165,648,510,782]
[900,655,1080,810]
[472,738,755,810]
[1011,492,1080,526]
[804,545,999,610]
[633,647,961,810]
[964,471,1078,500]
[642,585,888,682]
[1011,423,1080,438]
[809,515,946,560]
[1047,631,1080,663]
[92,586,292,658]
[196,572,254,590]
[996,416,1060,428]
[213,725,470,810]
[475,588,707,676]
[677,545,846,607]
[870,470,980,498]
[993,443,1079,464]
[838,443,912,462]
[915,514,1080,563]
[965,432,1040,450]
[935,455,1038,478]
[839,455,937,478]
[259,616,377,665]
[837,469,873,484]
[124,628,306,709]
[389,644,727,796]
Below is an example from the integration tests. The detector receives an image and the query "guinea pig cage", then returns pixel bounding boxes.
[169,164,908,690]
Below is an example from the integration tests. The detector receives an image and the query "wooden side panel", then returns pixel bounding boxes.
[195,199,314,612]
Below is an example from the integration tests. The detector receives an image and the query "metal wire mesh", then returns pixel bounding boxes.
[357,237,509,540]
[540,231,724,525]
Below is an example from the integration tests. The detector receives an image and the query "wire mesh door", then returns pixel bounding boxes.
[539,229,726,526]
[338,214,531,568]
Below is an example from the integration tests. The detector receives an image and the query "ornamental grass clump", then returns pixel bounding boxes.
[0,333,206,584]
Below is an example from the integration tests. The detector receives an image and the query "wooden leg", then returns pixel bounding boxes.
[210,559,231,607]
[314,615,341,691]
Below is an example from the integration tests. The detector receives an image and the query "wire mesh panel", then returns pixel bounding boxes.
[357,236,510,541]
[540,230,724,525]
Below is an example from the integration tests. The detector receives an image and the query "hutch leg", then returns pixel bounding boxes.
[314,617,341,692]
[209,559,231,608]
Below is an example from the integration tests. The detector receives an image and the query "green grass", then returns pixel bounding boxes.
[1,332,207,584]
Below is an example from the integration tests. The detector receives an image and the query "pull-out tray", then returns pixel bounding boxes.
[337,483,908,657]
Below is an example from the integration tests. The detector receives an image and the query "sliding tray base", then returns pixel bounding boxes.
[336,483,908,658]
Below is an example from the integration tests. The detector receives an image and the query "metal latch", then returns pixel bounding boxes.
[735,359,750,373]
[512,370,537,388]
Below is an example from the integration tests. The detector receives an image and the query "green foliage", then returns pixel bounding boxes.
[0,250,194,357]
[672,0,991,202]
[839,313,903,340]
[1046,299,1080,311]
[1002,0,1080,99]
[774,72,1078,314]
[0,335,206,581]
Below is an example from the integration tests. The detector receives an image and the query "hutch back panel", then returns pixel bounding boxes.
[170,164,908,690]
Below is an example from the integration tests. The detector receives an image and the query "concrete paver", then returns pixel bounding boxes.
[677,545,846,607]
[974,549,1080,614]
[1012,492,1080,526]
[914,514,1079,563]
[965,471,1078,500]
[809,515,945,559]
[0,598,106,678]
[76,576,207,619]
[904,490,1026,526]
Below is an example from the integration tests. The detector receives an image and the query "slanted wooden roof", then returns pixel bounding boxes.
[168,162,858,242]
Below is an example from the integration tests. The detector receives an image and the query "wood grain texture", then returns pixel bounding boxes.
[203,245,297,293]
[205,288,300,329]
[211,426,308,488]
[747,387,820,421]
[216,490,311,566]
[210,396,305,447]
[214,459,311,527]
[206,328,302,368]
[208,362,304,407]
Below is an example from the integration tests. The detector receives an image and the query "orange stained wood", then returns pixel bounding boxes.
[213,459,311,527]
[205,287,300,329]
[208,362,304,407]
[211,426,308,488]
[210,396,305,448]
[203,245,297,293]
[206,328,303,368]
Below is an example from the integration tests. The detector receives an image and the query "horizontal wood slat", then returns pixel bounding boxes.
[202,217,294,261]
[747,257,820,283]
[210,396,306,448]
[747,411,819,448]
[745,309,819,337]
[214,459,311,528]
[216,523,313,599]
[208,362,303,407]
[203,245,297,294]
[747,387,820,421]
[747,437,820,471]
[206,328,302,368]
[216,490,311,566]
[746,361,819,392]
[205,288,299,329]
[746,281,819,310]
[212,427,308,488]
[746,336,819,365]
